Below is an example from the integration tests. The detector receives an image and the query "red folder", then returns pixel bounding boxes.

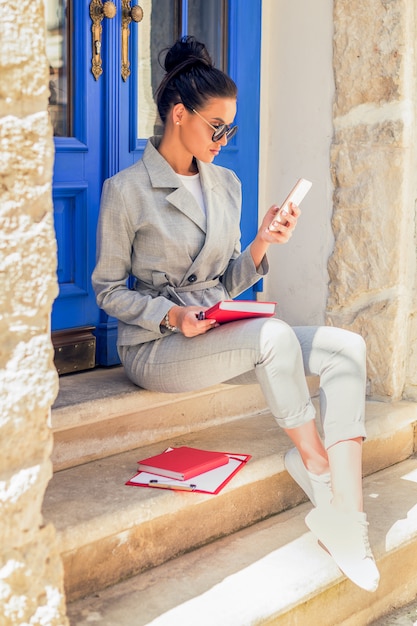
[126,451,251,495]
[136,446,229,480]
[204,300,276,324]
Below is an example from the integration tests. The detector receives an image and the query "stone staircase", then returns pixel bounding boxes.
[43,366,417,625]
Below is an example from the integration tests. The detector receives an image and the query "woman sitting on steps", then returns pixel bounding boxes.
[92,35,380,593]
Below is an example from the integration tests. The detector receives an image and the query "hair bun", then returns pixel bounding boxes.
[163,36,213,73]
[155,35,237,125]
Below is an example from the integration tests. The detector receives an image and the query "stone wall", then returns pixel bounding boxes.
[0,1,69,624]
[327,0,417,401]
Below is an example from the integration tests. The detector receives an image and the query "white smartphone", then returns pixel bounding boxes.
[268,178,312,232]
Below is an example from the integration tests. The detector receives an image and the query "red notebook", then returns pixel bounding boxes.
[204,300,276,324]
[126,451,251,495]
[136,446,229,481]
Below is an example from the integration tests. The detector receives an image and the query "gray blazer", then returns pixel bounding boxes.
[92,136,268,346]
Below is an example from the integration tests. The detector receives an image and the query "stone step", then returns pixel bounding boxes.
[51,367,321,472]
[65,454,417,626]
[51,366,271,471]
[42,398,416,605]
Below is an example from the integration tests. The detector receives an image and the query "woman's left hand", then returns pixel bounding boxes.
[260,202,301,244]
[250,202,301,268]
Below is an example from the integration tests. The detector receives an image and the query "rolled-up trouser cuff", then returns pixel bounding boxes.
[324,423,367,450]
[272,398,316,430]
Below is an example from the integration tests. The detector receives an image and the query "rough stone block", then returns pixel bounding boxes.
[333,0,406,114]
[0,0,50,114]
[0,524,69,626]
[327,298,408,399]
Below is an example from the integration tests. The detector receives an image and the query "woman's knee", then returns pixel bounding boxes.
[334,328,366,369]
[258,318,302,366]
[314,326,367,387]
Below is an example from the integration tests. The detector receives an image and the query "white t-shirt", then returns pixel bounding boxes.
[177,173,206,216]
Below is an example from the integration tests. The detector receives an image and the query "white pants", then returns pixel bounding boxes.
[119,319,367,449]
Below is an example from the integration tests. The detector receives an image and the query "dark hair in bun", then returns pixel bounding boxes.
[156,36,237,124]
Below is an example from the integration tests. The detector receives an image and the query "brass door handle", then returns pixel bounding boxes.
[121,1,144,81]
[90,0,117,80]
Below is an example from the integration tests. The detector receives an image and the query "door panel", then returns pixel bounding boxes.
[49,0,105,334]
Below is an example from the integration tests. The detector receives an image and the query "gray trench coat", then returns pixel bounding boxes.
[92,136,268,346]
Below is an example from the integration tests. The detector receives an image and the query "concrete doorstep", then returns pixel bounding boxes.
[42,396,417,623]
[65,455,417,626]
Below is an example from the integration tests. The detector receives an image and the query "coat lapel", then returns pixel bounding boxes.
[165,187,207,232]
[143,137,207,233]
[198,159,231,254]
[176,160,236,283]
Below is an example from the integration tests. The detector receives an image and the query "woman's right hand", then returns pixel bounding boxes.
[167,305,217,337]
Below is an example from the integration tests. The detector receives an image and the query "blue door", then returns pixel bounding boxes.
[49,0,262,370]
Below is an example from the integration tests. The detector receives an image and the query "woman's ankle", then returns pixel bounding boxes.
[331,494,363,514]
[303,455,330,476]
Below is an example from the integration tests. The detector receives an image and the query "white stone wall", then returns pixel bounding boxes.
[0,1,68,623]
[259,0,335,326]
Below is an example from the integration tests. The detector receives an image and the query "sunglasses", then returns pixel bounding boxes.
[192,108,238,143]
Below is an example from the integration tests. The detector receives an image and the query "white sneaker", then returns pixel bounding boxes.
[305,504,380,592]
[284,447,332,507]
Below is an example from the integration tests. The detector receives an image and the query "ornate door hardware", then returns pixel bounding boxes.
[89,0,117,80]
[121,1,143,81]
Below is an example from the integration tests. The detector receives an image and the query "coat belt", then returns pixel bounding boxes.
[134,277,221,305]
